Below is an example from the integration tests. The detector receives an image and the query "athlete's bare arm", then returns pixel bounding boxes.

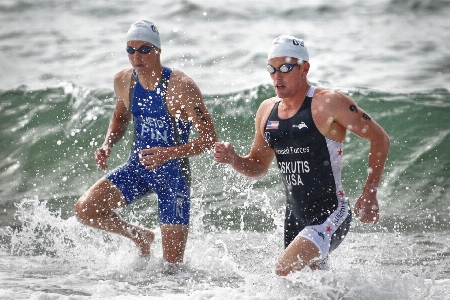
[95,69,133,170]
[139,70,217,169]
[214,99,276,178]
[313,90,390,224]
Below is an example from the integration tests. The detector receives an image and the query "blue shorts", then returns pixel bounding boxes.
[106,156,191,225]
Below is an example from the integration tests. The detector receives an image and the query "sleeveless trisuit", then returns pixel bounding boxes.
[264,86,351,258]
[106,67,192,225]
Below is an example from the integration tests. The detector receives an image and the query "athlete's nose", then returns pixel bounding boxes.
[130,52,144,63]
[273,70,285,81]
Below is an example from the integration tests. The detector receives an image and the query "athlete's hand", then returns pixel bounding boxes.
[139,147,173,170]
[354,191,380,224]
[95,146,111,171]
[214,142,236,165]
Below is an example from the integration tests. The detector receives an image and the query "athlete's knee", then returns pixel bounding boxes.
[74,194,92,224]
[75,178,125,223]
[74,191,102,224]
[274,261,292,276]
[275,268,290,276]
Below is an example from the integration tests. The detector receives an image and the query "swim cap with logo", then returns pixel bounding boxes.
[268,35,309,62]
[127,20,161,49]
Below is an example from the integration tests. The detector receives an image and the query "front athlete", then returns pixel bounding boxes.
[214,35,389,275]
[264,85,351,255]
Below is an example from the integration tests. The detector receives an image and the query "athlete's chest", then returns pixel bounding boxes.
[265,103,318,145]
[131,83,169,119]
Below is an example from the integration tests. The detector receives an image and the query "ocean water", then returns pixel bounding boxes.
[1,0,449,299]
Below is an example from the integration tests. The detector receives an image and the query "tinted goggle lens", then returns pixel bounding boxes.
[126,45,156,54]
[266,63,298,74]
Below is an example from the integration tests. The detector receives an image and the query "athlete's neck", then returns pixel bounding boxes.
[279,83,310,112]
[137,66,164,90]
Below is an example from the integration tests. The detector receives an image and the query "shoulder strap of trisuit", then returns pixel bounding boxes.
[160,67,191,187]
[128,69,138,106]
[160,67,182,145]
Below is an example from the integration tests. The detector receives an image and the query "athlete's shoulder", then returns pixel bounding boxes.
[314,87,350,101]
[168,68,198,90]
[312,88,355,112]
[260,96,278,109]
[167,68,201,99]
[313,87,335,97]
[114,68,133,90]
[168,68,194,84]
[255,97,278,122]
[258,97,277,113]
[112,68,134,107]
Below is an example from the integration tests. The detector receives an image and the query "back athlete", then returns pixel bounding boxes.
[75,20,217,264]
[214,35,389,275]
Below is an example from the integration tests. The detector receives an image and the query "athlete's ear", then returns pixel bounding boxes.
[302,61,310,76]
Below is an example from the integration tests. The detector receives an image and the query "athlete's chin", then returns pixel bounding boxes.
[275,88,288,98]
[133,65,148,72]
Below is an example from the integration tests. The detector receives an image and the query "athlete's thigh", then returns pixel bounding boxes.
[280,236,320,266]
[77,177,126,215]
[106,159,153,205]
[155,171,190,225]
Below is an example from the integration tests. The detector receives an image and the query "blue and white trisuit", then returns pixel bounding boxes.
[106,67,192,225]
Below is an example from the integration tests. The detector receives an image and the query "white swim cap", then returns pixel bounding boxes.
[127,20,161,48]
[268,35,309,62]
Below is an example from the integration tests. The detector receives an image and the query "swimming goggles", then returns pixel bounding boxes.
[126,45,157,55]
[267,63,300,74]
